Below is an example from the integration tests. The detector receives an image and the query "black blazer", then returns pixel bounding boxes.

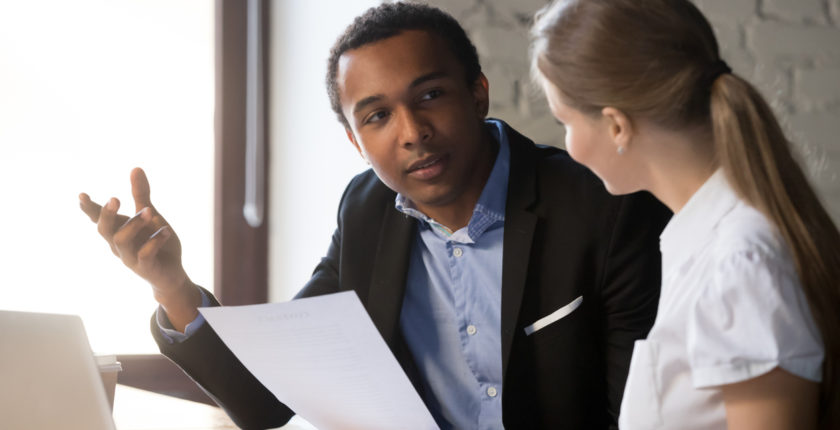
[153,122,671,429]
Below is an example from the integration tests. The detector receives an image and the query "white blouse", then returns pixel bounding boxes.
[619,170,824,429]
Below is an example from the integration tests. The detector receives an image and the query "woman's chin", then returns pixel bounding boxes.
[600,177,641,196]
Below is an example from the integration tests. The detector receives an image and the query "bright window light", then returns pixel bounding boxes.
[0,0,213,354]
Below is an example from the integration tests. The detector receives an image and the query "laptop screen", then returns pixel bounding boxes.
[0,310,115,430]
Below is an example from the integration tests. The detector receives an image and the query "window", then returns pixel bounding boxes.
[0,0,213,355]
[0,0,377,405]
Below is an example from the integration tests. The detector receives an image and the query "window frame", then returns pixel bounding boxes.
[118,0,270,405]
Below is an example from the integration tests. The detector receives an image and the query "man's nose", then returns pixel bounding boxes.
[396,108,432,147]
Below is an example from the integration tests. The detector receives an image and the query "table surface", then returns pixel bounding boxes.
[113,384,317,430]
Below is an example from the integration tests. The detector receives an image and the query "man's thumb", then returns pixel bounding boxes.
[131,167,153,212]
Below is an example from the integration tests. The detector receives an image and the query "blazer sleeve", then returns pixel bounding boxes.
[151,288,294,430]
[598,191,670,425]
[150,177,358,430]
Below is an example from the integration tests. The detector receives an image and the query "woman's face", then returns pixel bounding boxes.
[542,79,641,195]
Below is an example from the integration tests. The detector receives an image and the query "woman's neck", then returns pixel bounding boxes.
[640,127,718,213]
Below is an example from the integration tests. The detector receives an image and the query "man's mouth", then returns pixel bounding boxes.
[407,154,448,180]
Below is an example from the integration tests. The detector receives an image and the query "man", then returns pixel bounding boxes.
[80,3,670,429]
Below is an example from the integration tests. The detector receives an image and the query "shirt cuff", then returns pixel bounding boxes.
[691,360,778,388]
[692,357,823,389]
[155,288,211,344]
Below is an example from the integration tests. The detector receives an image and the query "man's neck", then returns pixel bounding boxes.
[415,127,499,232]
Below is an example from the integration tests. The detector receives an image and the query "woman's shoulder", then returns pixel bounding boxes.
[701,200,800,305]
[710,201,792,272]
[686,201,823,388]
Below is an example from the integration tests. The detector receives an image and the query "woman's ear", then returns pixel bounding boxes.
[601,107,634,153]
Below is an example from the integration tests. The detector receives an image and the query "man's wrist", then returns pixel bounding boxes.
[154,278,201,332]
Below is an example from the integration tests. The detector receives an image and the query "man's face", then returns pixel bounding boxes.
[337,30,490,211]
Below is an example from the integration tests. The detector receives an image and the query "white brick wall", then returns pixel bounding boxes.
[423,0,840,224]
[763,0,827,23]
[833,0,840,24]
[750,22,840,61]
[695,0,757,22]
[796,68,840,107]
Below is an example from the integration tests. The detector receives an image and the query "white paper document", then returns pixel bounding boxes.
[199,291,438,430]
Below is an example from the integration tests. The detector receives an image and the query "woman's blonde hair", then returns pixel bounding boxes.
[531,0,840,425]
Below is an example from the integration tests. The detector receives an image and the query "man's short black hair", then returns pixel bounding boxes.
[326,2,482,128]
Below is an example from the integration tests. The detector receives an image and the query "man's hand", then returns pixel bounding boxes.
[79,167,200,331]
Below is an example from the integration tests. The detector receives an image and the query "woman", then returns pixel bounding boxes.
[530,0,840,428]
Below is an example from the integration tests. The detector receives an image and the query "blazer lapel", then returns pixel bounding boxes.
[366,203,416,349]
[501,126,539,381]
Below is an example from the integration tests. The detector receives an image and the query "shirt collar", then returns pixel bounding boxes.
[659,168,740,273]
[395,119,510,243]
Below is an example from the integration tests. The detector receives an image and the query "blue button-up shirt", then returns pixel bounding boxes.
[397,119,509,430]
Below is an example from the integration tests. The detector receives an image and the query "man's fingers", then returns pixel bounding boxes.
[112,207,154,266]
[97,198,121,255]
[79,193,102,223]
[130,167,154,213]
[136,225,172,272]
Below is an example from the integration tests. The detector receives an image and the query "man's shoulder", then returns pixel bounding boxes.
[502,121,669,221]
[533,146,604,190]
[501,120,595,179]
[336,168,395,218]
[502,123,610,199]
[345,168,391,196]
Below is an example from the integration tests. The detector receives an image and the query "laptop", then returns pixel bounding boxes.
[0,310,116,430]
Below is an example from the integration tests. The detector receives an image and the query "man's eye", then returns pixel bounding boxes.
[365,111,388,124]
[420,89,442,101]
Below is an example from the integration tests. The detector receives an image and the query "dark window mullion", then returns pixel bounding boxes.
[215,0,270,306]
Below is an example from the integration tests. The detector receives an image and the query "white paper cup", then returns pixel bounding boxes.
[95,355,122,411]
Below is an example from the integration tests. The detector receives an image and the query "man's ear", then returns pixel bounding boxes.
[345,127,367,162]
[472,73,490,118]
[601,107,634,150]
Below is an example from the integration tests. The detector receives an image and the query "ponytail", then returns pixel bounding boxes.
[711,73,840,426]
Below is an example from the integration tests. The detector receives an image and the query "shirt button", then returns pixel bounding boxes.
[453,247,463,257]
[467,325,477,335]
[487,386,498,397]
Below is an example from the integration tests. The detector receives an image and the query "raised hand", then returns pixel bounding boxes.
[79,167,200,331]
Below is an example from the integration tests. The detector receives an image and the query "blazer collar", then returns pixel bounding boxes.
[498,122,540,380]
[366,203,416,348]
[364,203,426,398]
